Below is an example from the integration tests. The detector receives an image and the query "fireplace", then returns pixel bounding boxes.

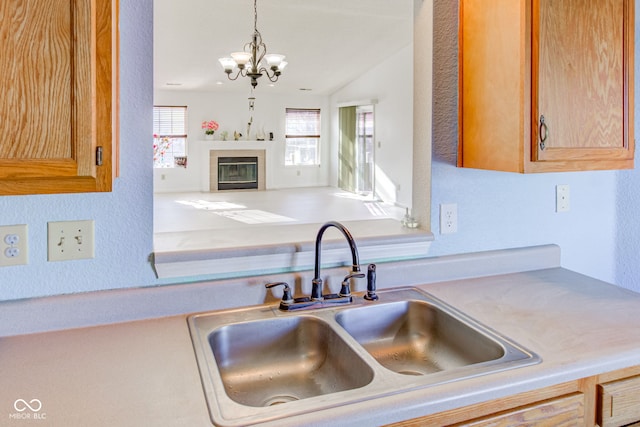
[210,149,266,192]
[218,156,258,190]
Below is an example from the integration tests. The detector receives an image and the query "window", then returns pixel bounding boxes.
[285,108,321,166]
[153,106,187,168]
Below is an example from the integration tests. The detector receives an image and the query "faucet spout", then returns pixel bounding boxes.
[311,221,361,300]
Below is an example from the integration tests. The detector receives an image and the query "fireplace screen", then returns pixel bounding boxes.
[218,156,258,190]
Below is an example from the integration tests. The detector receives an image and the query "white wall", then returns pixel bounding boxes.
[153,90,331,192]
[330,45,414,208]
[154,44,414,204]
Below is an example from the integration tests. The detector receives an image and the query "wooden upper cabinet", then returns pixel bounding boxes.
[459,0,634,173]
[0,0,117,195]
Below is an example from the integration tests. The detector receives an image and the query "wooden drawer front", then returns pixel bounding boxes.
[454,393,584,427]
[599,375,640,427]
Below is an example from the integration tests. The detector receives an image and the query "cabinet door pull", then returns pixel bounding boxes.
[539,115,548,150]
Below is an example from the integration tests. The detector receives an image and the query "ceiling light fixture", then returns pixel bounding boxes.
[218,0,287,89]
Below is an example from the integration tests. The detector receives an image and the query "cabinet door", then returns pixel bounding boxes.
[598,375,640,427]
[533,0,634,168]
[0,0,116,195]
[458,0,527,173]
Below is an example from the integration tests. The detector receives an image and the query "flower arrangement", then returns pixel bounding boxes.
[153,134,172,164]
[202,120,219,135]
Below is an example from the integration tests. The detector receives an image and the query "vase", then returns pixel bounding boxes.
[204,133,215,141]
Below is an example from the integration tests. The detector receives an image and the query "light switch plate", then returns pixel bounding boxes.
[48,220,95,262]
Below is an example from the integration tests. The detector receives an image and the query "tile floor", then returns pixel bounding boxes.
[153,187,407,251]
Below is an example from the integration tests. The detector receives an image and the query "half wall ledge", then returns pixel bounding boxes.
[152,220,434,281]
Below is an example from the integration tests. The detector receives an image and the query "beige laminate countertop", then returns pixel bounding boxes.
[2,252,640,426]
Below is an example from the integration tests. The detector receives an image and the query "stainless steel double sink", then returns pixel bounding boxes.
[188,287,540,426]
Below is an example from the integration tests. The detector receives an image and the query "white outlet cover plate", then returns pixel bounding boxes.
[48,220,95,262]
[556,184,570,212]
[0,224,28,266]
[440,203,458,234]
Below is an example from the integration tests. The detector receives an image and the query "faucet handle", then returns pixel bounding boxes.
[265,282,294,304]
[339,272,365,297]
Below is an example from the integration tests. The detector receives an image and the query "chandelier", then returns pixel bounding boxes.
[218,0,287,89]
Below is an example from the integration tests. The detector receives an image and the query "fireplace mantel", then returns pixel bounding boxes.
[201,140,272,149]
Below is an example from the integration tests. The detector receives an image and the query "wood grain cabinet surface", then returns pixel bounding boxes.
[387,366,640,427]
[0,0,118,195]
[458,0,634,173]
[387,386,586,427]
[598,375,640,427]
[453,393,584,427]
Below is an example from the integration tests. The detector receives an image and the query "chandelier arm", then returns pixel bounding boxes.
[258,67,280,82]
[225,68,246,81]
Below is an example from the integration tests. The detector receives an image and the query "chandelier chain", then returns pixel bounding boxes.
[254,0,258,33]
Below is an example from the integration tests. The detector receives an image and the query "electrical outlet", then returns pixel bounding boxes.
[48,220,95,262]
[440,203,458,234]
[0,224,28,266]
[556,184,570,212]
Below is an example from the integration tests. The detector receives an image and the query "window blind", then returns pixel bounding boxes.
[285,108,321,138]
[153,106,187,137]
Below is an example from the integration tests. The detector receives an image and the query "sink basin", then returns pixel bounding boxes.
[188,287,540,426]
[209,316,373,407]
[335,300,505,376]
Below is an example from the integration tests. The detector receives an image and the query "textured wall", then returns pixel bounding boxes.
[0,0,156,301]
[614,2,640,292]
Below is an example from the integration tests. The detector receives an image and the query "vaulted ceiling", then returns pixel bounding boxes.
[154,0,413,95]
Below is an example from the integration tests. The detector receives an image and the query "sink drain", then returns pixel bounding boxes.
[263,395,299,406]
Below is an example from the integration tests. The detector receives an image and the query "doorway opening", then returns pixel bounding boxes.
[339,104,376,199]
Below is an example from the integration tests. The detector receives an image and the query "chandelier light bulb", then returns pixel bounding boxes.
[218,57,237,73]
[230,52,251,68]
[264,54,285,69]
